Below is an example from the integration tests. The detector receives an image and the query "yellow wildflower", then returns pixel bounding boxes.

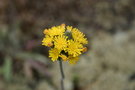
[47,24,65,36]
[72,28,88,44]
[49,48,61,61]
[42,36,53,47]
[42,24,88,64]
[66,40,83,57]
[54,35,67,50]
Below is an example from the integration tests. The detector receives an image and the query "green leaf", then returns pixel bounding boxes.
[3,56,13,81]
[0,67,3,74]
[15,52,49,64]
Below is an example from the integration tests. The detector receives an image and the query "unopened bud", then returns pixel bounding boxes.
[61,23,65,27]
[47,42,53,47]
[43,29,49,34]
[82,47,87,52]
[60,54,68,61]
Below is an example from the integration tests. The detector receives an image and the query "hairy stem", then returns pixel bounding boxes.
[58,60,65,90]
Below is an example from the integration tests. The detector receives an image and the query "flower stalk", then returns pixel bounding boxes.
[58,59,65,90]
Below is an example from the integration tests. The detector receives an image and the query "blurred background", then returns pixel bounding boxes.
[0,0,135,90]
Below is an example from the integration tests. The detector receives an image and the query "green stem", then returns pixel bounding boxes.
[58,60,65,90]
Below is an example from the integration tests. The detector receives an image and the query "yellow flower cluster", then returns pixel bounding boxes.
[42,24,88,64]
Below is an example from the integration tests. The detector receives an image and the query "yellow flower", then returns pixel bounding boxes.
[66,40,83,57]
[42,36,53,47]
[47,24,65,36]
[68,56,79,64]
[54,35,67,50]
[42,24,88,64]
[49,48,61,61]
[72,28,88,44]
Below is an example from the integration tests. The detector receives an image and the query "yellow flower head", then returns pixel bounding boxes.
[54,35,67,50]
[42,36,53,47]
[47,24,65,36]
[66,40,83,57]
[42,24,88,64]
[71,28,88,44]
[49,48,61,61]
